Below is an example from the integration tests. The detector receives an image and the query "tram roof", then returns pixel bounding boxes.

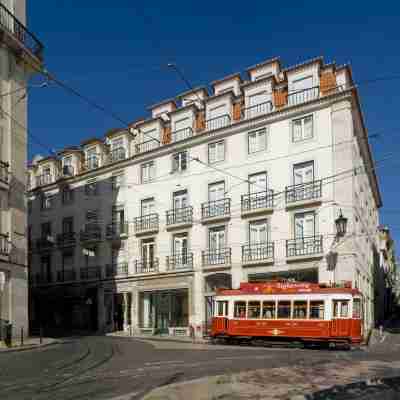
[216,281,361,296]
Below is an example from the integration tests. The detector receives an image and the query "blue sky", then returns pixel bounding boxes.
[27,2,400,248]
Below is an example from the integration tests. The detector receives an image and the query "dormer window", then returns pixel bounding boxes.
[172,117,192,142]
[217,86,234,95]
[110,137,126,162]
[86,146,99,170]
[254,72,272,81]
[62,156,74,176]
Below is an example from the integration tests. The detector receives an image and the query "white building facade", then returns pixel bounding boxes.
[28,57,382,336]
[0,0,44,334]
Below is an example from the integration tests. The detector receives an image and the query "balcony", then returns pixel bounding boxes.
[109,147,126,163]
[36,173,54,187]
[286,235,323,260]
[205,115,231,132]
[57,270,76,283]
[242,242,274,266]
[134,214,159,235]
[135,139,159,154]
[166,252,194,271]
[287,86,320,107]
[0,234,10,257]
[80,266,101,280]
[201,198,231,223]
[285,180,322,207]
[79,224,102,244]
[35,237,54,252]
[241,190,274,217]
[135,258,159,274]
[171,127,193,143]
[106,222,129,240]
[0,2,44,60]
[202,247,231,269]
[56,232,76,248]
[0,161,9,185]
[106,262,129,278]
[166,207,193,230]
[242,101,273,120]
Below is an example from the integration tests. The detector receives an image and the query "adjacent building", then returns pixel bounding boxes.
[28,56,382,336]
[0,0,44,334]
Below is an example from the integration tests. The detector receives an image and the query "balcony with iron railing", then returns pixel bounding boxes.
[135,258,159,274]
[79,224,102,243]
[106,222,129,239]
[0,233,10,257]
[135,139,160,154]
[287,86,320,107]
[285,180,322,206]
[84,155,100,171]
[242,101,273,119]
[241,190,274,216]
[0,161,9,185]
[134,213,159,235]
[80,266,102,280]
[109,147,126,163]
[0,2,44,60]
[205,114,231,132]
[106,262,129,278]
[36,173,54,187]
[57,269,76,283]
[56,232,76,248]
[286,235,323,259]
[171,127,193,143]
[166,252,193,271]
[202,247,231,268]
[242,242,274,265]
[201,198,231,223]
[166,206,193,229]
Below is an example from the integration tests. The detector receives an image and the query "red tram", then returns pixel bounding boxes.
[210,281,363,347]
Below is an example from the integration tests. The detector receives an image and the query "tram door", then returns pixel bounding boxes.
[331,300,351,337]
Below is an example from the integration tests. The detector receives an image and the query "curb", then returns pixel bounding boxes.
[0,340,62,354]
[108,334,209,345]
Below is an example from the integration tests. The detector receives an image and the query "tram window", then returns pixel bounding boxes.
[247,301,261,319]
[217,301,228,316]
[341,301,349,318]
[293,301,307,319]
[277,301,291,319]
[353,298,361,318]
[262,301,276,319]
[333,300,349,318]
[234,301,247,318]
[309,301,324,319]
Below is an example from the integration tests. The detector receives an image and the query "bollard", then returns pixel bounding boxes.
[20,327,23,346]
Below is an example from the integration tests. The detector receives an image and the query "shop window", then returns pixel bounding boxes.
[234,301,246,318]
[247,301,261,319]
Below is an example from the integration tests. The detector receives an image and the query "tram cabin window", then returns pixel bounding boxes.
[262,301,276,319]
[333,300,349,318]
[352,298,361,318]
[234,301,247,318]
[217,301,228,317]
[277,301,291,319]
[309,301,324,319]
[248,301,261,319]
[293,301,307,319]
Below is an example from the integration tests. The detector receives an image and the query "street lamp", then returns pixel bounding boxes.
[335,209,348,238]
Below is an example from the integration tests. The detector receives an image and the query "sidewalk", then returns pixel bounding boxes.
[0,337,60,353]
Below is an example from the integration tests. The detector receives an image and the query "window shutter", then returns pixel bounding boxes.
[208,144,216,163]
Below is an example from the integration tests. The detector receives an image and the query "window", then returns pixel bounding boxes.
[86,147,99,169]
[249,220,268,244]
[217,86,234,95]
[174,117,190,132]
[41,194,53,210]
[62,156,73,176]
[294,212,315,239]
[216,301,229,317]
[209,226,225,250]
[41,222,51,238]
[277,301,291,319]
[141,198,155,216]
[309,301,324,319]
[209,104,227,119]
[248,128,267,154]
[248,172,267,193]
[141,161,155,183]
[141,238,155,266]
[86,209,98,223]
[262,301,276,319]
[293,161,314,185]
[234,301,246,318]
[111,174,124,190]
[208,141,225,164]
[353,298,361,319]
[254,72,272,81]
[172,151,187,172]
[293,301,307,319]
[85,179,98,196]
[173,190,188,210]
[247,301,261,319]
[292,76,313,92]
[333,300,349,318]
[292,115,313,142]
[62,217,73,234]
[62,186,73,204]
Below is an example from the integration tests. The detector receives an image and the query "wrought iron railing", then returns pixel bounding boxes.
[134,213,159,233]
[286,235,323,257]
[242,242,274,263]
[202,198,230,220]
[171,127,193,142]
[0,234,10,256]
[106,222,129,238]
[135,139,159,154]
[202,247,231,266]
[56,232,76,247]
[135,258,159,274]
[242,101,273,119]
[57,270,76,282]
[166,206,193,226]
[285,180,322,204]
[79,224,102,242]
[205,114,231,131]
[0,2,44,59]
[80,266,101,280]
[36,174,54,186]
[106,262,129,277]
[287,86,320,106]
[0,161,9,184]
[166,252,193,270]
[109,147,126,163]
[241,190,274,212]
